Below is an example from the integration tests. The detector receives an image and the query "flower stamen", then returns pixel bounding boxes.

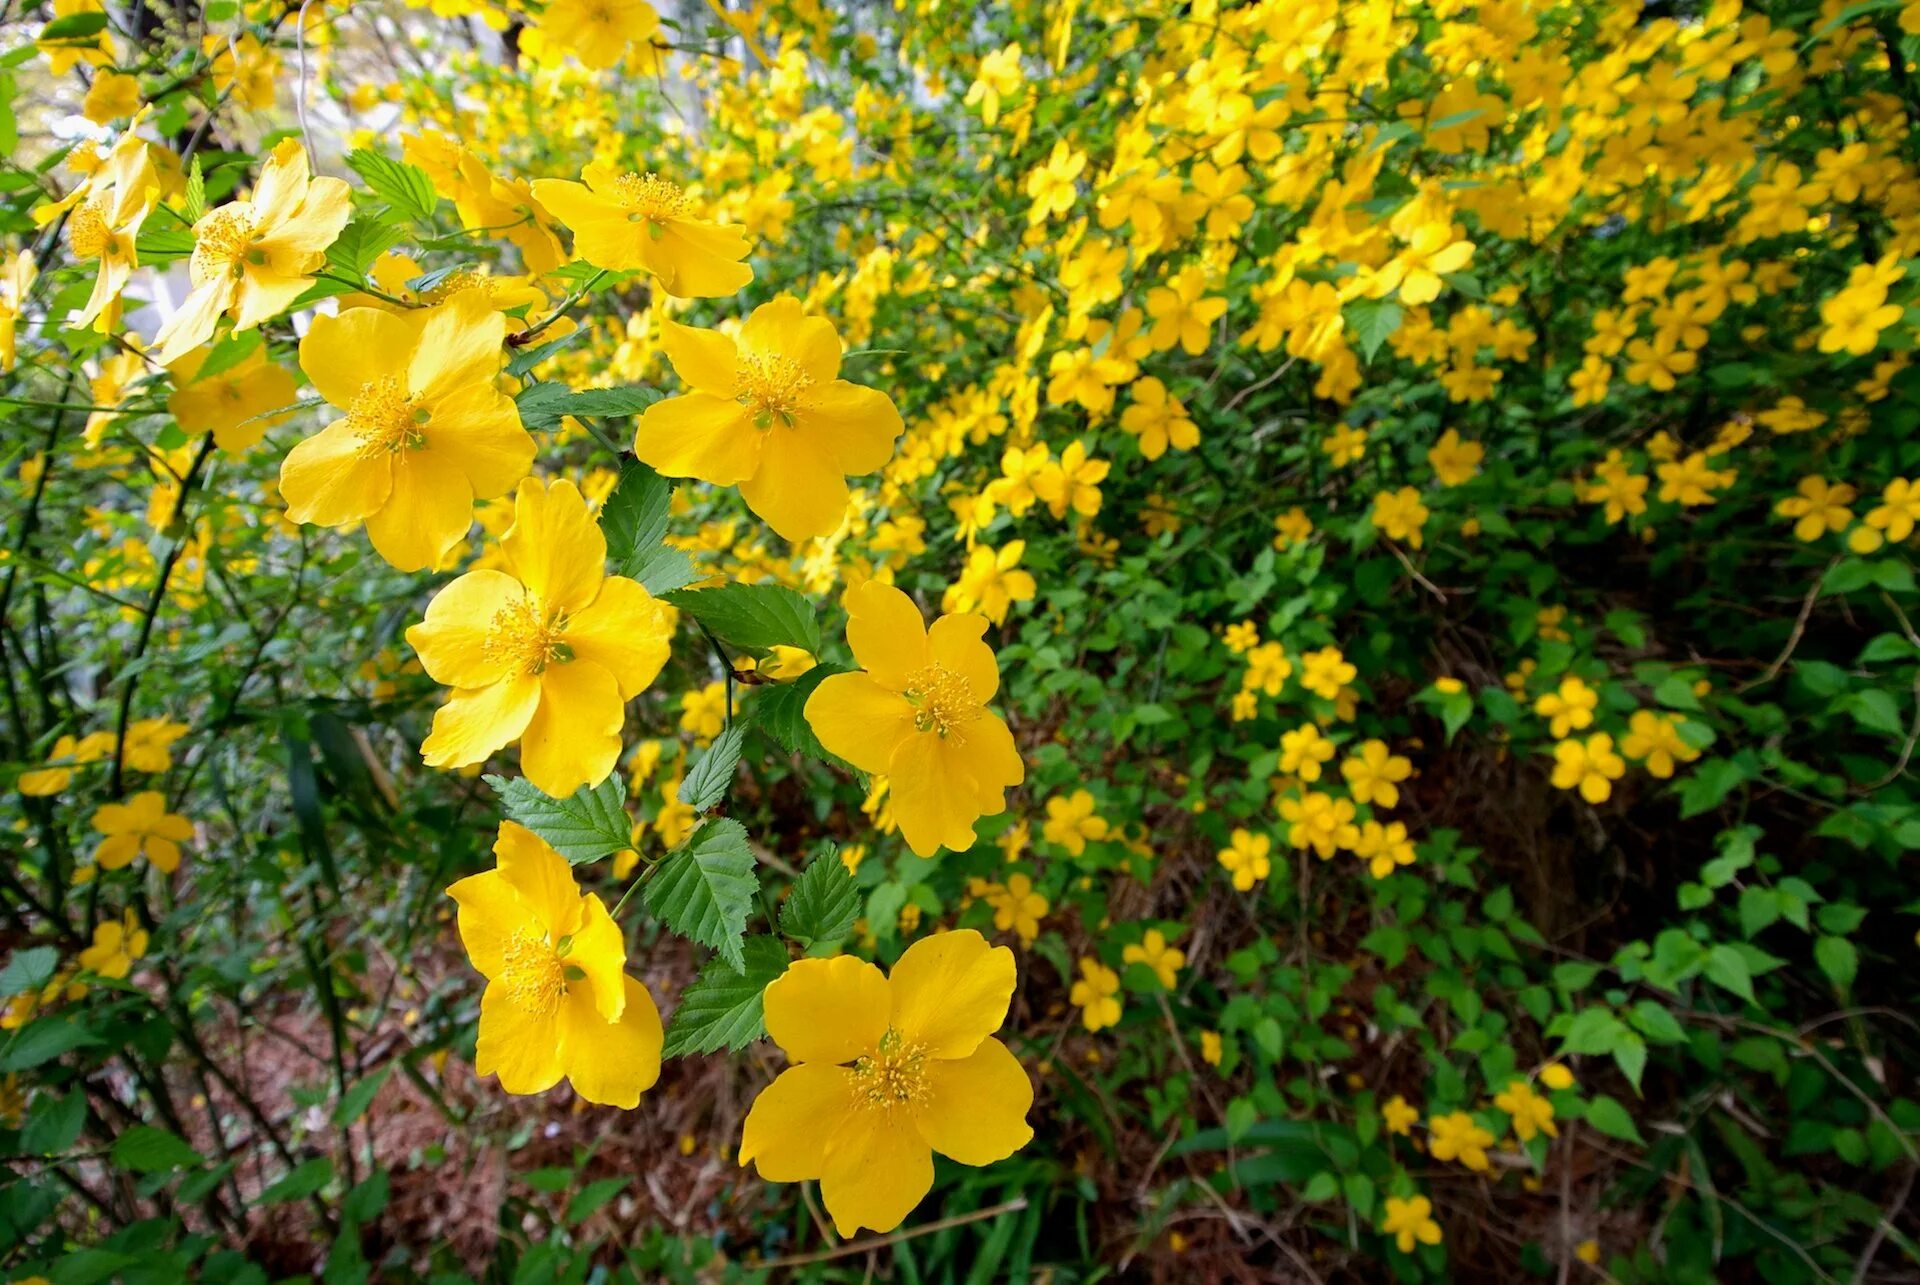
[498,928,567,1017]
[904,663,977,741]
[851,1029,929,1109]
[484,594,573,675]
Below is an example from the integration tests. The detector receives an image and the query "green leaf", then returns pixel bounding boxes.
[257,1157,332,1205]
[679,723,745,811]
[664,582,821,654]
[485,773,633,865]
[1583,1094,1646,1146]
[633,545,697,595]
[184,155,205,224]
[563,385,660,418]
[333,1065,392,1126]
[642,818,758,970]
[660,935,790,1057]
[1612,1031,1647,1092]
[568,1176,627,1227]
[752,663,845,760]
[780,849,859,947]
[193,327,262,383]
[1814,935,1858,991]
[343,1171,389,1223]
[601,458,674,577]
[1345,298,1403,363]
[0,945,58,998]
[345,148,439,223]
[0,1018,101,1071]
[513,380,576,429]
[324,216,405,279]
[39,11,110,39]
[112,1125,203,1174]
[21,1089,86,1155]
[1703,944,1755,1004]
[136,225,197,265]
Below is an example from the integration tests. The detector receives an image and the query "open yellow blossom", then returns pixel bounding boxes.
[1042,789,1109,855]
[739,931,1033,1237]
[942,540,1036,626]
[1121,929,1184,989]
[90,792,191,873]
[1550,733,1625,803]
[1070,956,1122,1031]
[1341,740,1412,808]
[79,911,148,980]
[122,718,189,773]
[964,43,1024,125]
[1427,429,1483,486]
[1353,820,1416,879]
[448,822,662,1107]
[1534,677,1598,739]
[1279,724,1336,782]
[1371,487,1430,548]
[1218,828,1271,891]
[531,163,752,297]
[407,477,677,797]
[1619,710,1700,778]
[635,297,903,541]
[151,140,352,364]
[805,582,1024,857]
[20,732,109,796]
[37,122,157,331]
[281,291,534,572]
[1382,1195,1443,1253]
[1428,1111,1495,1171]
[167,343,298,452]
[541,0,660,69]
[1493,1079,1558,1142]
[1382,1094,1419,1135]
[1118,377,1199,460]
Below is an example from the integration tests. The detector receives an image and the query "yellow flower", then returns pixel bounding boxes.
[1619,710,1700,779]
[0,249,37,373]
[1819,275,1904,356]
[1298,646,1356,701]
[1381,1094,1419,1135]
[151,140,352,364]
[965,43,1024,125]
[679,681,729,744]
[1280,791,1358,858]
[1223,621,1259,654]
[1242,642,1292,695]
[540,0,660,68]
[18,731,115,796]
[280,292,535,571]
[1428,1111,1495,1171]
[758,645,818,682]
[1865,478,1920,544]
[447,822,662,1107]
[1493,1079,1559,1142]
[1144,265,1227,355]
[82,69,141,123]
[1199,1030,1223,1066]
[531,163,753,297]
[1042,789,1109,855]
[1031,440,1110,519]
[124,717,188,771]
[1279,724,1336,782]
[1121,929,1184,989]
[1272,507,1313,548]
[1382,1194,1443,1253]
[1341,740,1413,808]
[636,297,903,541]
[91,791,192,873]
[1427,429,1484,486]
[739,930,1034,1236]
[79,911,148,980]
[805,582,1024,857]
[942,540,1036,626]
[1534,677,1598,739]
[988,872,1047,944]
[1118,377,1199,460]
[37,123,157,332]
[1069,956,1122,1030]
[1774,476,1856,543]
[1353,820,1416,879]
[1217,828,1271,891]
[1539,1062,1576,1091]
[1025,140,1086,225]
[1370,487,1430,548]
[167,343,298,452]
[407,477,677,797]
[1550,734,1626,804]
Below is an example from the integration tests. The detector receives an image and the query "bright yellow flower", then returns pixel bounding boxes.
[91,791,191,873]
[1774,476,1856,543]
[407,477,677,796]
[679,681,729,744]
[531,163,753,297]
[18,731,115,796]
[1341,740,1413,808]
[82,70,141,123]
[1534,677,1598,739]
[1353,820,1416,879]
[0,249,37,372]
[1428,1111,1495,1171]
[1493,1079,1559,1142]
[1199,1030,1223,1066]
[1121,929,1184,989]
[1279,724,1336,782]
[540,0,660,68]
[79,911,148,979]
[1069,956,1122,1030]
[448,822,662,1107]
[1382,1194,1443,1253]
[636,296,903,541]
[1370,487,1430,548]
[167,345,297,452]
[38,123,157,332]
[805,582,1024,857]
[1218,828,1271,890]
[965,43,1024,126]
[942,540,1036,626]
[1280,791,1358,858]
[1042,789,1109,855]
[280,291,535,571]
[739,931,1033,1236]
[987,872,1047,944]
[1550,733,1626,803]
[1118,377,1199,460]
[1381,1094,1419,1135]
[1619,710,1700,778]
[1427,429,1483,486]
[151,140,352,364]
[1299,646,1356,700]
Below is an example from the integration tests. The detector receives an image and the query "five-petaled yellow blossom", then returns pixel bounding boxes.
[1069,956,1122,1031]
[1427,1111,1495,1171]
[152,140,353,364]
[167,343,298,452]
[448,822,663,1107]
[1341,740,1413,807]
[531,163,753,297]
[407,477,677,797]
[805,582,1024,857]
[738,930,1033,1237]
[79,911,148,980]
[1042,788,1109,855]
[1121,929,1184,989]
[1382,1195,1443,1253]
[540,0,661,69]
[91,792,192,874]
[1217,828,1271,891]
[635,296,904,541]
[942,540,1036,626]
[1493,1079,1558,1142]
[1550,733,1626,803]
[281,291,535,571]
[1381,1094,1419,1135]
[37,120,157,331]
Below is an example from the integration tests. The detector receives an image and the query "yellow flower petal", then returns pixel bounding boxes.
[447,866,532,981]
[407,570,523,689]
[518,659,624,797]
[804,673,914,774]
[741,295,841,384]
[494,820,583,941]
[566,576,674,701]
[844,580,929,691]
[915,1036,1034,1165]
[806,382,903,475]
[888,731,990,856]
[887,929,1015,1059]
[421,672,540,770]
[634,392,762,486]
[819,1107,933,1237]
[659,317,739,395]
[641,217,754,299]
[475,980,565,1095]
[762,955,890,1065]
[568,893,628,1023]
[408,289,507,400]
[559,974,662,1108]
[424,384,536,499]
[300,306,417,408]
[739,1062,855,1181]
[279,419,393,527]
[927,613,1000,703]
[364,445,475,573]
[739,425,854,542]
[502,478,605,615]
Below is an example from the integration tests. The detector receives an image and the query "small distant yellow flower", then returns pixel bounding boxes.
[79,910,148,979]
[1069,957,1122,1031]
[964,42,1024,126]
[943,540,1036,626]
[448,822,663,1107]
[988,872,1048,944]
[1427,429,1484,486]
[91,792,191,874]
[1576,1239,1601,1265]
[1242,641,1292,695]
[1322,424,1368,467]
[1382,1094,1420,1135]
[1428,1111,1496,1171]
[1775,476,1856,543]
[1223,621,1259,654]
[1025,140,1086,225]
[739,931,1033,1237]
[1272,507,1313,549]
[1353,819,1416,879]
[1217,828,1271,890]
[1534,677,1598,739]
[1341,740,1413,808]
[1493,1079,1559,1142]
[18,731,115,796]
[1121,929,1184,989]
[1279,724,1337,782]
[1298,647,1356,701]
[679,682,729,744]
[1042,789,1110,855]
[167,344,298,453]
[1539,1062,1576,1091]
[1199,1030,1223,1066]
[1619,710,1700,778]
[1550,734,1626,803]
[540,0,661,69]
[1280,791,1358,858]
[1382,1194,1444,1253]
[531,163,753,297]
[1371,486,1430,548]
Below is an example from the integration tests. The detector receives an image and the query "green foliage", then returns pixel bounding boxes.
[486,773,633,864]
[641,819,758,971]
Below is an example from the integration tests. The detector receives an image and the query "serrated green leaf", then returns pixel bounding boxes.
[679,723,744,811]
[1703,944,1755,1003]
[664,582,821,654]
[0,1018,101,1071]
[513,380,575,429]
[633,545,697,595]
[1346,298,1402,362]
[345,148,439,223]
[324,217,405,279]
[642,819,757,970]
[661,936,790,1057]
[256,1157,332,1206]
[780,849,859,946]
[602,458,674,576]
[485,773,632,865]
[565,385,660,418]
[112,1125,202,1174]
[1814,935,1858,991]
[0,945,58,998]
[753,663,845,760]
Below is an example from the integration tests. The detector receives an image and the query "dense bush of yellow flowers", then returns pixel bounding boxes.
[5,0,1920,1277]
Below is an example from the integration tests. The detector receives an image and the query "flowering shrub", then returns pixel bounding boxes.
[3,0,1920,1279]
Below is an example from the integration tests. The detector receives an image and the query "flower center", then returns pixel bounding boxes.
[498,928,567,1017]
[420,268,486,304]
[347,375,428,456]
[737,350,812,428]
[68,196,117,261]
[613,171,691,223]
[191,205,261,281]
[484,594,572,675]
[904,663,976,739]
[851,1029,929,1109]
